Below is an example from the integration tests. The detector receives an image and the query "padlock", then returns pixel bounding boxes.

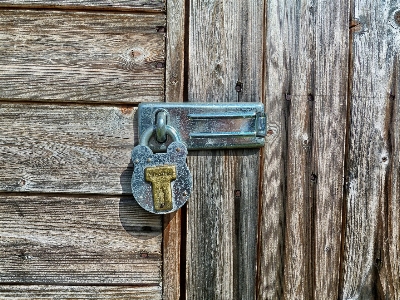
[131,125,192,214]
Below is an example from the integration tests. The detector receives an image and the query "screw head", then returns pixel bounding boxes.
[147,158,152,163]
[134,159,139,164]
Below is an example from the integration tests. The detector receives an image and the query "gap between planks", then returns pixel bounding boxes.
[0,100,140,108]
[0,191,137,198]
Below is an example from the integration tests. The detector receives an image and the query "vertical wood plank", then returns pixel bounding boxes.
[236,1,264,299]
[342,1,400,298]
[259,0,349,299]
[386,65,400,299]
[313,0,349,299]
[165,0,186,104]
[264,2,315,299]
[258,1,288,297]
[186,0,263,299]
[163,0,186,298]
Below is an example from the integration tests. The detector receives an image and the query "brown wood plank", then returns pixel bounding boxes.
[163,210,182,300]
[278,2,314,299]
[312,0,349,299]
[0,10,165,104]
[257,1,288,297]
[0,194,161,284]
[386,71,400,299]
[0,103,136,194]
[0,285,161,299]
[259,1,349,299]
[235,2,264,299]
[162,0,186,299]
[342,1,400,298]
[0,0,164,11]
[186,1,263,299]
[165,0,185,105]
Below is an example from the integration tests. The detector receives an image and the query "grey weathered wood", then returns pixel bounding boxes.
[0,285,161,299]
[162,1,186,299]
[0,104,137,194]
[342,1,400,298]
[186,1,263,299]
[235,2,264,300]
[273,2,315,299]
[259,0,349,299]
[0,0,164,10]
[312,0,349,299]
[0,10,165,104]
[0,194,161,284]
[257,1,288,298]
[165,0,185,105]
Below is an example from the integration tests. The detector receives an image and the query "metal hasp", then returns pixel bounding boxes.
[138,102,267,152]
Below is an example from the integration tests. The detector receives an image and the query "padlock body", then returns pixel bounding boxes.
[131,142,192,214]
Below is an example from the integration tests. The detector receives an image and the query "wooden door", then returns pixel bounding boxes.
[1,0,400,299]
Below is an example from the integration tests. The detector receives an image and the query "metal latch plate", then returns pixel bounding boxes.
[138,102,266,152]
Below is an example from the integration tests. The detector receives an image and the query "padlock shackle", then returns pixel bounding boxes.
[140,125,180,146]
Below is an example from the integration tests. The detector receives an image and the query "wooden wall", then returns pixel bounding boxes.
[0,1,168,299]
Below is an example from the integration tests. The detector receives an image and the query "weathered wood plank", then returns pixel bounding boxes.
[257,1,288,297]
[0,104,136,194]
[165,0,185,105]
[162,210,182,300]
[385,70,400,299]
[0,195,162,284]
[259,1,349,299]
[280,2,315,299]
[186,1,262,299]
[162,1,186,299]
[235,1,264,299]
[0,285,161,299]
[342,1,400,298]
[0,0,165,11]
[312,0,349,299]
[0,10,165,104]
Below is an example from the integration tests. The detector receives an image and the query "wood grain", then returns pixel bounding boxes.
[0,194,162,284]
[312,0,349,299]
[162,210,182,300]
[0,10,165,104]
[165,0,185,104]
[162,1,186,298]
[186,1,263,299]
[259,0,349,299]
[342,1,400,298]
[279,2,315,299]
[0,103,137,194]
[258,1,288,298]
[0,0,165,11]
[0,285,161,299]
